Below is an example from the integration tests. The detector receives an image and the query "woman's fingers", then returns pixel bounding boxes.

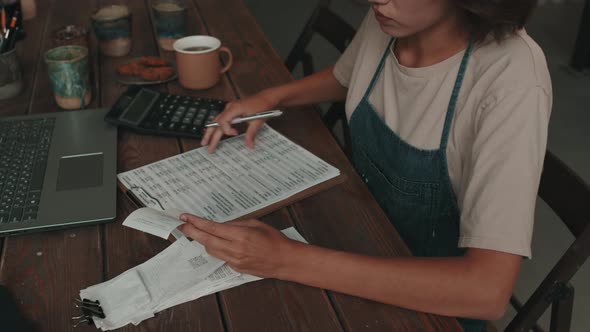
[207,129,226,153]
[202,104,242,152]
[199,94,276,152]
[217,113,239,137]
[201,124,217,146]
[245,120,265,149]
[179,223,229,249]
[180,213,243,239]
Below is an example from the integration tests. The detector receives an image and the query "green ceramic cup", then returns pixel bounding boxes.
[44,45,91,110]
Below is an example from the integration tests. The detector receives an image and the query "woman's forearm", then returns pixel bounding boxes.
[263,65,348,108]
[280,242,520,321]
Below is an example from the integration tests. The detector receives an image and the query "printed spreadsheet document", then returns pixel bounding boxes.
[118,125,341,222]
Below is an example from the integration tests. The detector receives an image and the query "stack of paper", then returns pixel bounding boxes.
[117,125,341,221]
[80,126,327,329]
[79,208,308,330]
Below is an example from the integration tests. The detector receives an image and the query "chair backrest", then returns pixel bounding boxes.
[285,1,357,158]
[285,1,356,74]
[505,150,590,332]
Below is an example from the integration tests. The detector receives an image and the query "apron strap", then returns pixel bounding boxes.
[357,36,474,152]
[439,40,474,150]
[360,38,394,101]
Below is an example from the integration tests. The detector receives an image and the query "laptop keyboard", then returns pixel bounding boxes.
[0,118,55,224]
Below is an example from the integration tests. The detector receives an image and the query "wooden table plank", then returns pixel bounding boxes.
[143,0,343,330]
[212,210,344,332]
[190,0,463,331]
[175,1,349,331]
[0,1,104,331]
[96,0,225,331]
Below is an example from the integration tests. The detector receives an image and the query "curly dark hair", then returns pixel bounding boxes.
[454,0,538,42]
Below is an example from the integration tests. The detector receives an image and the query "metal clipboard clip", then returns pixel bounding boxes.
[71,298,105,328]
[128,185,165,210]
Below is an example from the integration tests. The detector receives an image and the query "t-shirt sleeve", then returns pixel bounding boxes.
[458,86,552,258]
[332,10,372,88]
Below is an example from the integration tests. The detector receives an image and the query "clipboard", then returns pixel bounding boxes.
[116,125,348,223]
[118,173,347,222]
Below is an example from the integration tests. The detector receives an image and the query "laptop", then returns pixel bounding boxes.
[0,109,117,236]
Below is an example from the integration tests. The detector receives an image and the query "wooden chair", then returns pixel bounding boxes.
[500,151,590,332]
[284,0,357,158]
[571,0,590,71]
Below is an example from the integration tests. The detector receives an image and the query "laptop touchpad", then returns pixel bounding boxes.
[57,153,104,191]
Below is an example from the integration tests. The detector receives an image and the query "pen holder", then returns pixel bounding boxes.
[0,48,23,100]
[0,0,25,40]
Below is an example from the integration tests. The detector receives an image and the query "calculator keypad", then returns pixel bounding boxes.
[141,94,225,136]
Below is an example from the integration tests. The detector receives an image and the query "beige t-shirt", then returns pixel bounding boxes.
[333,10,552,258]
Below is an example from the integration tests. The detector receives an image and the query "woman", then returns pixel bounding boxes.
[179,0,551,330]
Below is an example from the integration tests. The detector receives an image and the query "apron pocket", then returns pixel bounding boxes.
[354,148,439,255]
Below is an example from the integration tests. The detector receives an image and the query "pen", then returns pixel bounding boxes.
[204,110,284,128]
[2,27,12,53]
[1,8,5,35]
[9,11,16,28]
[8,10,17,31]
[4,10,16,39]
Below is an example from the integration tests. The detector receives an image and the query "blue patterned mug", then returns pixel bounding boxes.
[91,5,132,57]
[152,0,187,51]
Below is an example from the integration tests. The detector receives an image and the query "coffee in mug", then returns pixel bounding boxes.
[183,46,211,52]
[173,35,233,90]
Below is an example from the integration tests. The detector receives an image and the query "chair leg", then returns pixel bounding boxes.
[506,227,590,332]
[508,296,545,332]
[342,118,352,160]
[319,102,352,159]
[550,283,574,332]
[302,52,315,77]
[322,102,345,130]
[571,0,590,70]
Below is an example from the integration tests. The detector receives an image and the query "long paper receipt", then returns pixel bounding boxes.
[122,208,184,239]
[118,125,340,221]
[80,226,309,330]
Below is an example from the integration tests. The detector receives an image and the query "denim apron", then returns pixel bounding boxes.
[349,39,485,332]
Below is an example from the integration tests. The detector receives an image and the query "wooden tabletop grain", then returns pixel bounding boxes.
[0,1,463,331]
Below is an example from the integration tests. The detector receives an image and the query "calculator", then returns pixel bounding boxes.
[104,85,227,138]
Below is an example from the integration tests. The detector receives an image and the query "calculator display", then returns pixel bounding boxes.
[120,89,158,124]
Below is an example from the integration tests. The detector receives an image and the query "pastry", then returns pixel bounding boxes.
[138,56,169,67]
[139,66,175,81]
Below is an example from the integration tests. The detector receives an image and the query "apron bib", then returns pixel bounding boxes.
[349,38,485,332]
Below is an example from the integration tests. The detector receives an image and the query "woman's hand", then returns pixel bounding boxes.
[201,67,347,153]
[201,90,279,153]
[178,214,297,279]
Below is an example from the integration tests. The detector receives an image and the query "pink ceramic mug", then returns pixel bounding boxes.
[173,35,233,90]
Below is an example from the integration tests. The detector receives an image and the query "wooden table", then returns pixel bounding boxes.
[0,1,463,331]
